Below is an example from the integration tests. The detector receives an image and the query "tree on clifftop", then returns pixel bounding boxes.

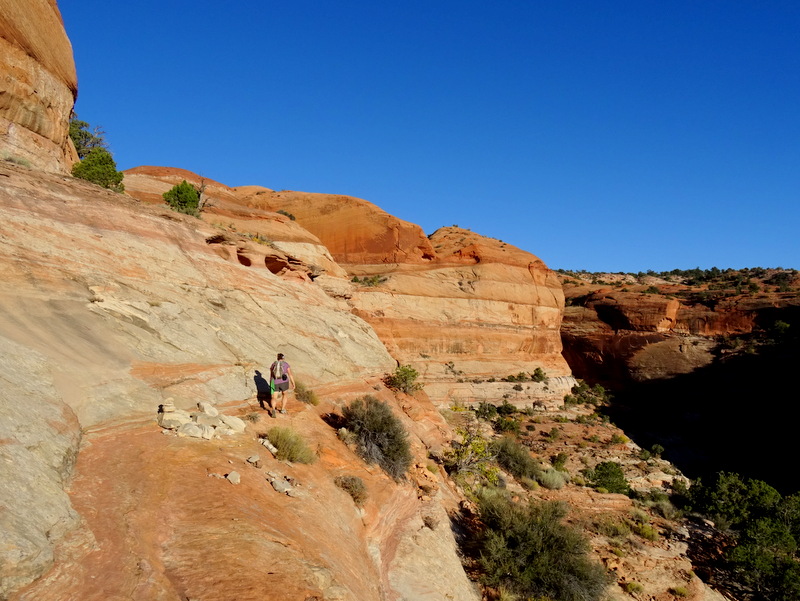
[68,114,108,159]
[71,147,124,192]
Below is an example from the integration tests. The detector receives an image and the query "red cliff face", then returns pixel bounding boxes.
[0,0,78,172]
[561,279,800,384]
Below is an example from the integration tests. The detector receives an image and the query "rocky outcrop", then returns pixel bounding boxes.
[123,166,347,278]
[0,0,78,172]
[561,283,800,384]
[0,161,398,597]
[232,187,437,264]
[227,184,572,405]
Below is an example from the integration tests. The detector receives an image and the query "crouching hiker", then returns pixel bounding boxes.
[269,353,295,416]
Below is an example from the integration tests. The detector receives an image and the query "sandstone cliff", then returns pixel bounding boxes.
[0,0,78,172]
[230,188,573,406]
[2,161,484,600]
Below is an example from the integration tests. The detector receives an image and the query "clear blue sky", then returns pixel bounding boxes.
[60,1,799,272]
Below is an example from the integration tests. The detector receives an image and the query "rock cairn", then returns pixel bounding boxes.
[157,399,246,439]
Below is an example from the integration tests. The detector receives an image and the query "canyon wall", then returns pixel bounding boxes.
[232,188,574,406]
[0,0,78,172]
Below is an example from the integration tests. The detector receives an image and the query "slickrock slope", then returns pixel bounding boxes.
[4,162,486,599]
[231,186,573,405]
[0,0,78,172]
[123,166,347,278]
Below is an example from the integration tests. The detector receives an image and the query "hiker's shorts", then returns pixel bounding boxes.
[273,380,290,392]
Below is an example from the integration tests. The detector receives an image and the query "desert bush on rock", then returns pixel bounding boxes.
[334,475,367,506]
[584,461,630,495]
[265,427,316,464]
[444,426,499,486]
[71,147,124,192]
[491,436,542,481]
[341,395,411,479]
[384,364,422,394]
[163,180,200,216]
[476,490,611,601]
[294,381,319,405]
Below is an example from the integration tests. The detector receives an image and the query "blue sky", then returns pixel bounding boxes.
[59,1,799,272]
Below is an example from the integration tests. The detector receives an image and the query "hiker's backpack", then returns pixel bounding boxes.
[273,360,287,381]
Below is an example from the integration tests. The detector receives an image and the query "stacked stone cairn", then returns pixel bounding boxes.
[157,398,247,439]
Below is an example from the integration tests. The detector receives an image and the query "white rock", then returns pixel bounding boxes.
[177,423,204,438]
[226,471,241,485]
[216,427,236,437]
[219,414,246,433]
[197,401,219,417]
[198,424,216,440]
[194,413,222,428]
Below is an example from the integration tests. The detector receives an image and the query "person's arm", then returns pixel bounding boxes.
[288,366,296,389]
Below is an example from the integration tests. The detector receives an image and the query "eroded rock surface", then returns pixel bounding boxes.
[0,0,78,172]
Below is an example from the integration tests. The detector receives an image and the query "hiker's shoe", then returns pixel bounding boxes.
[280,409,287,414]
[270,409,277,418]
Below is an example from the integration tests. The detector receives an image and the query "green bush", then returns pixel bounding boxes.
[71,147,124,192]
[495,416,521,434]
[624,581,644,594]
[265,427,316,464]
[341,395,412,480]
[564,380,612,406]
[538,468,567,490]
[334,475,367,506]
[277,209,296,220]
[384,364,422,394]
[294,381,319,405]
[476,491,611,601]
[444,426,499,485]
[585,461,630,495]
[163,180,200,216]
[475,401,498,420]
[532,367,548,382]
[492,436,542,481]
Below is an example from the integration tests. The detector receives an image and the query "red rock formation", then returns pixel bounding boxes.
[0,0,77,172]
[561,281,800,384]
[232,187,437,264]
[123,166,347,278]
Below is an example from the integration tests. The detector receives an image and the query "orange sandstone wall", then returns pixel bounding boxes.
[0,0,78,172]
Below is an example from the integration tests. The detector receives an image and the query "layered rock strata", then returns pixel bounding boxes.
[0,0,78,172]
[0,161,396,597]
[232,187,572,405]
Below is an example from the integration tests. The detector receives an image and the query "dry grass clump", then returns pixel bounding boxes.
[265,427,316,464]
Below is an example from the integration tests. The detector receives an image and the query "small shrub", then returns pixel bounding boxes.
[552,452,569,470]
[476,492,612,601]
[651,443,665,458]
[590,514,631,538]
[632,522,659,541]
[334,475,367,506]
[244,412,260,423]
[72,147,125,192]
[669,586,688,597]
[294,381,319,405]
[492,436,542,481]
[495,416,521,434]
[384,365,422,394]
[341,395,412,479]
[444,426,498,485]
[538,468,567,490]
[610,433,630,445]
[352,274,387,287]
[531,367,548,382]
[475,401,498,420]
[585,461,630,495]
[2,153,31,167]
[265,427,316,464]
[163,180,200,215]
[277,209,296,220]
[497,400,517,415]
[512,383,523,391]
[638,449,652,461]
[623,581,644,594]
